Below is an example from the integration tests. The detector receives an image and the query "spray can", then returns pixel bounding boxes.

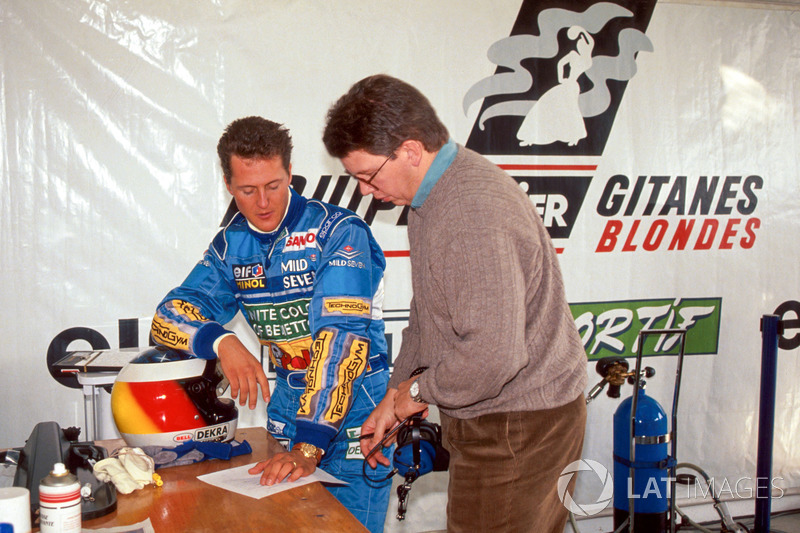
[38,463,81,533]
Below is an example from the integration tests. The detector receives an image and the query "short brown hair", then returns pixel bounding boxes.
[323,75,449,158]
[217,117,292,182]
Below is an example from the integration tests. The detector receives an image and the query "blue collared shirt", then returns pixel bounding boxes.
[411,139,457,209]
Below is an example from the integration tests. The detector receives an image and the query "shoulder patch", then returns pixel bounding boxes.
[309,201,365,249]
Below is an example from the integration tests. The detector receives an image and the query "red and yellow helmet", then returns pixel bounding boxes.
[111,345,238,448]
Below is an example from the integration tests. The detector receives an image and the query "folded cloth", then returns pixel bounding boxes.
[142,440,252,469]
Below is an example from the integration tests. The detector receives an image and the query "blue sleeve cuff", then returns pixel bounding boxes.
[192,322,231,360]
[294,421,337,452]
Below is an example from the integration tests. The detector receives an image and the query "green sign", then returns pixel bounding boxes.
[570,297,722,360]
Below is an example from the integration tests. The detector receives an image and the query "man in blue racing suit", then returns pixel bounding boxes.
[150,116,392,532]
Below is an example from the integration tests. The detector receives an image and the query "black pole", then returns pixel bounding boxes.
[754,314,780,533]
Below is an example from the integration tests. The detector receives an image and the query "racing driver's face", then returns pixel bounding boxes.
[225,155,291,233]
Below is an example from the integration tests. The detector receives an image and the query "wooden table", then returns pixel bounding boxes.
[79,427,367,532]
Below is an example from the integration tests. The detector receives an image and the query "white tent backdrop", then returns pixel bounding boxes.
[2,1,799,531]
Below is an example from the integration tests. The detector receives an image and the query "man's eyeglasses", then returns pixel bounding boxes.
[351,154,393,186]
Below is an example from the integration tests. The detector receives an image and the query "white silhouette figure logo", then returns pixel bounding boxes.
[518,26,594,147]
[462,2,654,153]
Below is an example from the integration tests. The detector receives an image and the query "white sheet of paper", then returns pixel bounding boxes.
[197,462,347,499]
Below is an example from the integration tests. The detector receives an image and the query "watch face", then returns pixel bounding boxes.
[410,380,419,398]
[297,442,321,460]
[301,443,316,455]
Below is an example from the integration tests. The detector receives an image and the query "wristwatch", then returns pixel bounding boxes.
[409,378,426,403]
[293,442,323,464]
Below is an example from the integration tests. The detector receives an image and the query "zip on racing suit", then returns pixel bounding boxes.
[151,188,392,531]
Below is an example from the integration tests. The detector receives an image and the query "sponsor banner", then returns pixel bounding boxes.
[594,175,762,253]
[373,297,722,366]
[464,0,657,157]
[572,297,722,360]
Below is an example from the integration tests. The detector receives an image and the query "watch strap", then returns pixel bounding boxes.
[410,378,426,403]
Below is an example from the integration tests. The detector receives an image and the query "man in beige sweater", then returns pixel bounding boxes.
[323,74,588,533]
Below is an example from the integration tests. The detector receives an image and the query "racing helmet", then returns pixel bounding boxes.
[111,345,238,448]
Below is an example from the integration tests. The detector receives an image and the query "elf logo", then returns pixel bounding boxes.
[232,263,266,291]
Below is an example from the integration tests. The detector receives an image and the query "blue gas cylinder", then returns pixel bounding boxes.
[613,387,669,532]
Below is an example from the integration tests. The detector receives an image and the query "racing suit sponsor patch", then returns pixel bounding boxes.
[244,299,311,342]
[345,427,366,460]
[327,258,366,269]
[299,328,335,417]
[324,333,369,424]
[172,299,209,321]
[317,211,343,242]
[150,315,191,350]
[232,262,266,291]
[151,299,208,350]
[322,297,372,317]
[265,340,312,371]
[346,441,366,460]
[283,229,318,251]
[267,418,287,436]
[334,246,363,260]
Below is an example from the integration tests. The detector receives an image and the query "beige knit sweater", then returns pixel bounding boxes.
[388,146,587,419]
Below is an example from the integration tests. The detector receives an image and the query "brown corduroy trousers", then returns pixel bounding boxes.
[440,394,586,533]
